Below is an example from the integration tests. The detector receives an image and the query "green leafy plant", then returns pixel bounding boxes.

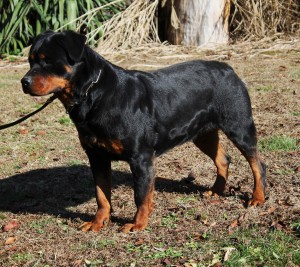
[0,0,126,55]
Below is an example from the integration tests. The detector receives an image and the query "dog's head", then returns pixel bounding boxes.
[21,30,86,96]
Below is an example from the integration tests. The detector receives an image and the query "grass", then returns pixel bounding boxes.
[255,85,273,92]
[289,68,300,79]
[223,228,300,267]
[79,227,299,266]
[259,135,298,152]
[1,45,300,267]
[58,116,72,125]
[291,111,300,116]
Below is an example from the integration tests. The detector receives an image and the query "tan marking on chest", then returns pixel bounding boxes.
[56,86,74,109]
[81,135,124,154]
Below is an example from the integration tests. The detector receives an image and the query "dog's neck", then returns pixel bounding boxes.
[55,68,102,114]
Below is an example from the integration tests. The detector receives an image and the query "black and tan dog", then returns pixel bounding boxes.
[21,31,266,233]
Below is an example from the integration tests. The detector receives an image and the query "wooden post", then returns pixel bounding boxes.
[159,0,230,46]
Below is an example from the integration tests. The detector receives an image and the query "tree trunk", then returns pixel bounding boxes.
[159,0,230,46]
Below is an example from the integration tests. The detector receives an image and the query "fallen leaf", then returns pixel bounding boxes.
[184,260,197,267]
[1,220,20,232]
[5,237,16,245]
[223,247,236,261]
[72,259,83,267]
[135,239,145,246]
[202,219,209,225]
[270,220,285,231]
[18,129,29,135]
[229,219,238,229]
[210,221,217,227]
[36,130,46,136]
[8,245,18,252]
[162,259,172,266]
[210,199,222,205]
[212,262,222,267]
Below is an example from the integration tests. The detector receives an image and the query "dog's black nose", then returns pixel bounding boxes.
[21,77,32,93]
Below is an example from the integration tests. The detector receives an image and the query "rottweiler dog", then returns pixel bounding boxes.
[21,31,266,233]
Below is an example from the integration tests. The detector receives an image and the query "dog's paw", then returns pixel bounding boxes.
[119,223,147,234]
[79,218,109,232]
[203,188,223,198]
[247,198,264,207]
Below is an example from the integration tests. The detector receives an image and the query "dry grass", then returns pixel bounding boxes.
[99,37,300,71]
[230,0,300,40]
[97,0,160,53]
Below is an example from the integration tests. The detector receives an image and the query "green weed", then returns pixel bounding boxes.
[223,229,300,266]
[29,219,53,234]
[148,247,183,260]
[58,116,72,125]
[292,221,300,237]
[161,212,178,228]
[291,111,300,116]
[80,239,117,250]
[12,252,33,262]
[255,85,273,92]
[259,135,298,152]
[96,239,117,249]
[67,159,84,166]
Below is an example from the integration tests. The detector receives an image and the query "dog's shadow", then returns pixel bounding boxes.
[0,165,207,221]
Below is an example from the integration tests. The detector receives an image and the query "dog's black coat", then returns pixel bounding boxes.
[21,31,266,232]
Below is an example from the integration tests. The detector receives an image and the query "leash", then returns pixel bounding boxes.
[0,95,57,130]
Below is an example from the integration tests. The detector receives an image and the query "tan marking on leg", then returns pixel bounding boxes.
[80,160,112,233]
[247,155,265,207]
[194,131,229,196]
[80,186,111,232]
[120,183,154,233]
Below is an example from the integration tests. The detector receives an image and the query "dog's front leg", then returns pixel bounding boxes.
[120,152,155,233]
[80,149,112,232]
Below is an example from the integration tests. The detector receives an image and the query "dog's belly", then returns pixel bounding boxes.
[153,108,218,155]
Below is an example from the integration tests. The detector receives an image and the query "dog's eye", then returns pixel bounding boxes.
[43,57,51,65]
[38,54,51,65]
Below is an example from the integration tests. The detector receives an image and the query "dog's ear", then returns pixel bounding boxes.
[58,31,87,62]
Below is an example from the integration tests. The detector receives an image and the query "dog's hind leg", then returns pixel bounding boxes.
[221,119,266,206]
[193,130,230,196]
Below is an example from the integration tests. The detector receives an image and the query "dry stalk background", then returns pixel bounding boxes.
[230,0,300,40]
[96,0,300,54]
[97,0,160,53]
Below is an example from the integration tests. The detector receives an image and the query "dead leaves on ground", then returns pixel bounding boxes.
[4,237,16,245]
[1,220,19,247]
[228,204,297,235]
[1,220,20,232]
